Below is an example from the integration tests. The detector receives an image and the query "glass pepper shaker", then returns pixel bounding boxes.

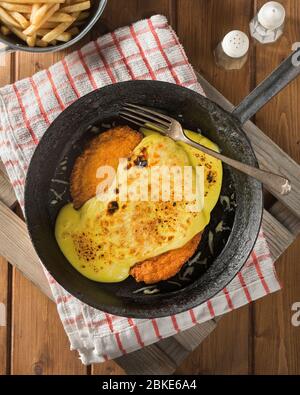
[250,1,286,44]
[214,30,250,70]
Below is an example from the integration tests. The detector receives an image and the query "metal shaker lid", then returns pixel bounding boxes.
[258,1,285,29]
[221,30,249,58]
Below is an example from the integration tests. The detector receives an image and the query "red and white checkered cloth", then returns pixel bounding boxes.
[0,15,281,365]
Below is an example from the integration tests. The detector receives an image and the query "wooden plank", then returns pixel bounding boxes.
[0,202,52,300]
[11,267,86,375]
[262,210,294,261]
[253,240,300,374]
[173,319,217,351]
[0,162,16,208]
[115,320,218,375]
[0,257,9,375]
[176,308,250,375]
[116,345,177,375]
[0,44,14,376]
[270,201,300,236]
[11,47,88,374]
[178,0,253,105]
[176,0,253,374]
[253,0,300,375]
[92,361,125,376]
[0,204,79,375]
[99,0,176,33]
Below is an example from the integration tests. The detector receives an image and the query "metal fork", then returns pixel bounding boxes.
[120,103,291,196]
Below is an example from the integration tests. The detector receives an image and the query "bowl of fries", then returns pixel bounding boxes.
[0,0,107,52]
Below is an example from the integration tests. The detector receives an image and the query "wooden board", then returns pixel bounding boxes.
[252,0,300,374]
[0,45,13,377]
[0,0,300,375]
[10,47,87,376]
[0,257,9,375]
[115,320,218,375]
[175,0,254,375]
[0,162,15,209]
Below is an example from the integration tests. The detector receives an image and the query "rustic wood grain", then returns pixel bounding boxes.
[0,257,9,375]
[11,267,86,375]
[0,0,299,375]
[0,47,14,377]
[270,201,300,236]
[92,360,125,376]
[177,0,254,106]
[262,210,294,261]
[253,240,300,375]
[10,50,88,374]
[100,0,175,33]
[175,0,254,375]
[0,162,16,208]
[114,320,218,375]
[176,309,252,375]
[253,0,300,375]
[0,202,52,300]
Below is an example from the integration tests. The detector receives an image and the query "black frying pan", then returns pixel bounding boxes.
[25,50,300,318]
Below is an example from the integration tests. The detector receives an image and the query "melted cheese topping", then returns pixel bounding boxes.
[55,130,222,283]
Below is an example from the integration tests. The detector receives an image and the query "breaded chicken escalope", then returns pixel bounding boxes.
[130,233,202,284]
[70,126,143,209]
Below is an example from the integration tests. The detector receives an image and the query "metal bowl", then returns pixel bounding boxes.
[0,0,107,53]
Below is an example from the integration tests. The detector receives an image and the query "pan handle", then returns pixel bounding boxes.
[232,48,300,124]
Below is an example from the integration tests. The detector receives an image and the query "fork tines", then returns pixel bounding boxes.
[120,103,171,132]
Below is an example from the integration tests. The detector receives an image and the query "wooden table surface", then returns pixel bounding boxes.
[0,0,299,375]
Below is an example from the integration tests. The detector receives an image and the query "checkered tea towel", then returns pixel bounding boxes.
[0,15,281,365]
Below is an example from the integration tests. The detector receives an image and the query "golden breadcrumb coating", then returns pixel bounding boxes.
[130,233,202,284]
[70,126,143,209]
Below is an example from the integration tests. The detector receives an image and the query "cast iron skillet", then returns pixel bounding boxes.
[25,50,300,318]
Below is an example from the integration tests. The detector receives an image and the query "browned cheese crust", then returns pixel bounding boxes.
[70,126,143,209]
[70,127,202,284]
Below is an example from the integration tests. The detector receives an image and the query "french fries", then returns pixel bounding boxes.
[60,1,90,13]
[0,0,92,47]
[1,2,32,13]
[0,6,22,28]
[11,11,29,28]
[30,4,39,23]
[0,24,9,34]
[48,12,74,22]
[23,4,59,35]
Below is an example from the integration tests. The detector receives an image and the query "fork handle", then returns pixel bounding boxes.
[181,136,291,196]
